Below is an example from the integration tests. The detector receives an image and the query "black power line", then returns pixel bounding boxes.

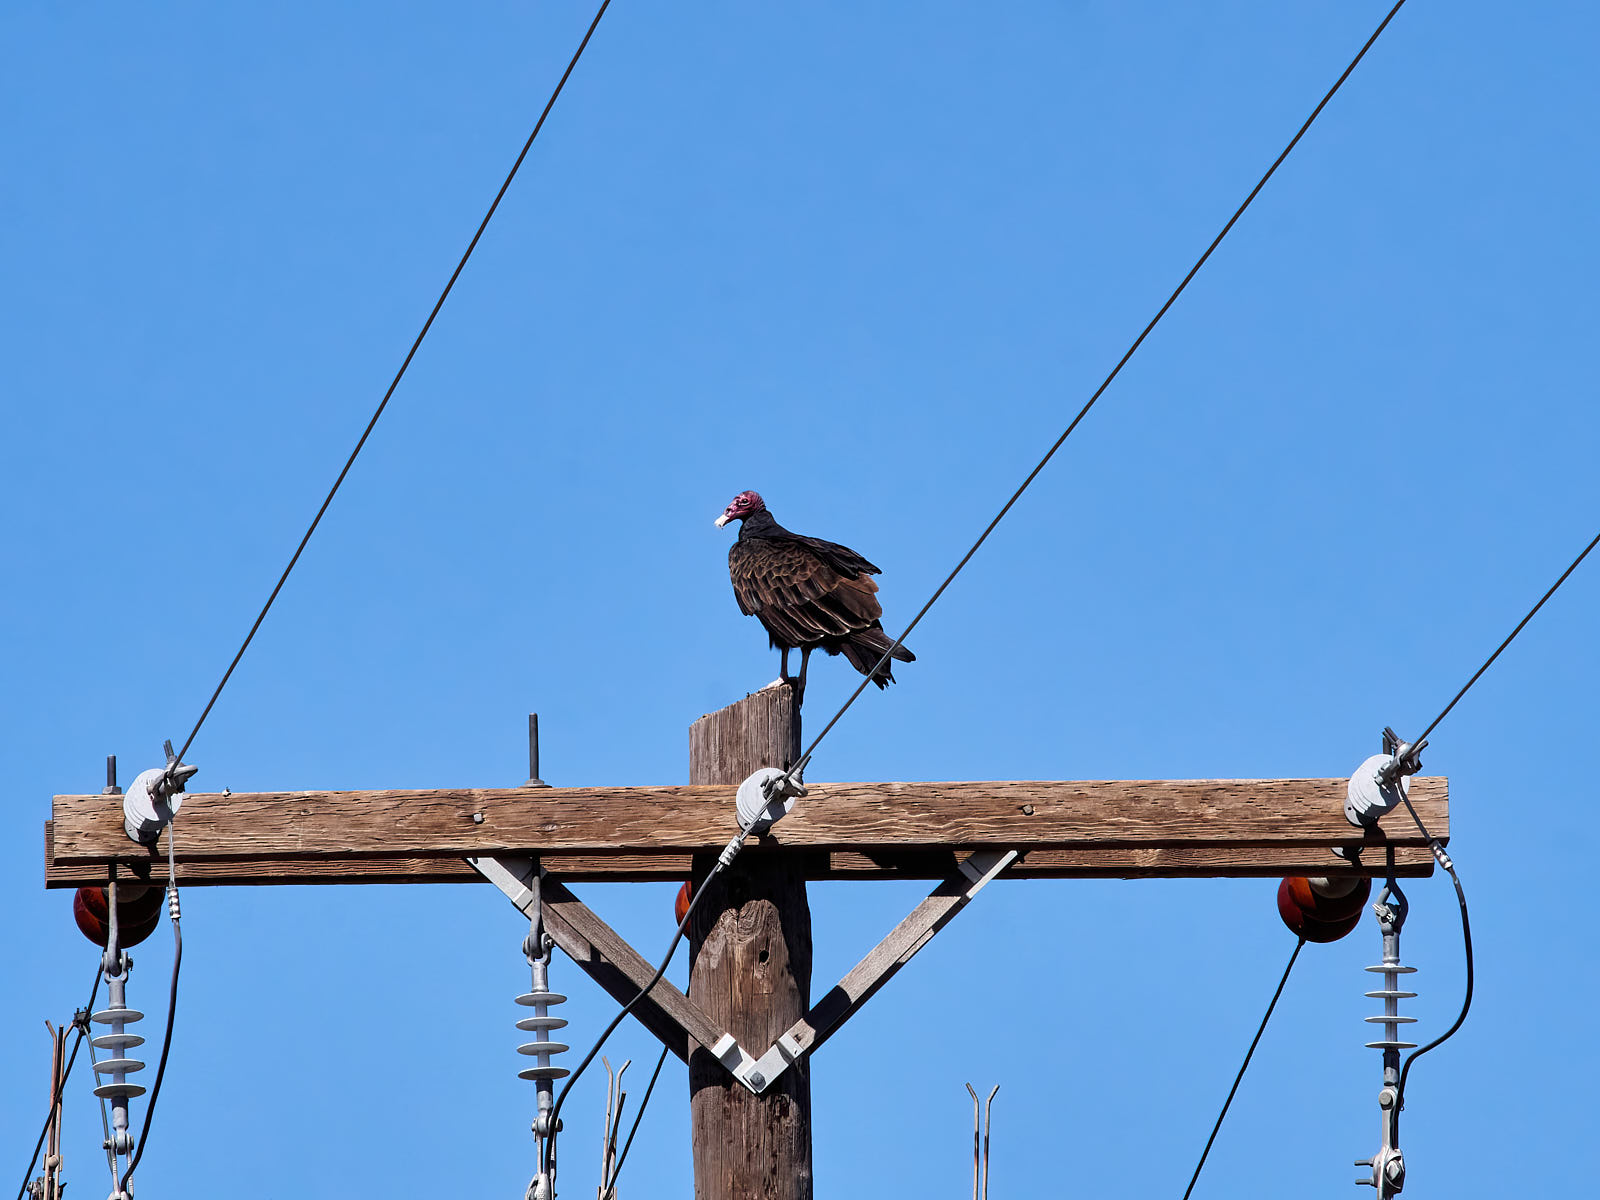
[12,964,102,1200]
[1403,526,1600,763]
[783,0,1413,787]
[1180,937,1304,1200]
[1369,526,1600,1110]
[1395,814,1472,1116]
[116,899,182,1197]
[173,0,615,767]
[542,847,739,1186]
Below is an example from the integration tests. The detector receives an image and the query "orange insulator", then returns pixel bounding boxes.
[73,884,163,949]
[674,881,692,926]
[1276,875,1372,943]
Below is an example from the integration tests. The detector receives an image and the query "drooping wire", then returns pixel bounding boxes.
[116,831,183,1198]
[543,829,751,1186]
[780,0,1413,788]
[601,1043,671,1200]
[12,963,101,1200]
[85,1034,121,1192]
[171,0,615,768]
[1179,937,1304,1200]
[1402,526,1600,760]
[1392,797,1472,1119]
[1368,531,1600,1108]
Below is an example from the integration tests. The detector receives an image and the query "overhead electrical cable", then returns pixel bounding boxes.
[1402,526,1600,759]
[1394,809,1471,1116]
[116,833,183,1198]
[1373,527,1600,1108]
[781,0,1412,788]
[11,963,102,1200]
[1179,938,1304,1200]
[542,818,761,1186]
[121,5,611,1187]
[172,0,614,767]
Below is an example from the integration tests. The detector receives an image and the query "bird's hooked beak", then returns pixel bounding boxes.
[714,510,733,528]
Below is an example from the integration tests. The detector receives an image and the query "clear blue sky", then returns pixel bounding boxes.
[5,2,1597,1196]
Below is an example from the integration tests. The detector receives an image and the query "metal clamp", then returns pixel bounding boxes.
[123,741,198,845]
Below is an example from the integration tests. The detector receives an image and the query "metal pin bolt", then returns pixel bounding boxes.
[747,1070,766,1090]
[473,812,485,824]
[526,713,551,788]
[1022,805,1034,815]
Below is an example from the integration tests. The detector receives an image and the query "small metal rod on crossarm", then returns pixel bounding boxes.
[527,714,550,788]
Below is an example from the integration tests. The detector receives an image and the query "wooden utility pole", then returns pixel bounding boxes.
[688,685,812,1200]
[43,706,1450,1200]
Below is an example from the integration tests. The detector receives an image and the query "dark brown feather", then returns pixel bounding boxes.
[727,510,915,685]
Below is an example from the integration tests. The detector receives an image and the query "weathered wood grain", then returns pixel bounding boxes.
[536,874,712,1064]
[688,685,812,1200]
[47,777,1448,872]
[40,833,1437,886]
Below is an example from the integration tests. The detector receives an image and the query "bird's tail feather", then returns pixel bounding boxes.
[841,626,915,687]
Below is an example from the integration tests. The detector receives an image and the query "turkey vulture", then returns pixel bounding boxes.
[715,490,914,698]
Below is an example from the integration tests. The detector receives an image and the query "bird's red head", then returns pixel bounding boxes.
[714,490,765,528]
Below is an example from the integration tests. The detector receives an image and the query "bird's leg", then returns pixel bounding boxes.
[779,646,791,686]
[796,647,812,705]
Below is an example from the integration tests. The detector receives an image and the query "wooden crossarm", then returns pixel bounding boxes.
[45,777,1446,885]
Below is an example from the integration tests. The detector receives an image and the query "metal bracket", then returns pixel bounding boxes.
[468,848,1019,1095]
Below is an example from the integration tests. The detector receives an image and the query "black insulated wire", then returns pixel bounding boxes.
[542,846,739,1184]
[1372,532,1600,1114]
[115,913,182,1197]
[1407,526,1600,755]
[1180,937,1305,1200]
[12,963,101,1200]
[172,0,614,767]
[1393,798,1472,1120]
[784,0,1414,787]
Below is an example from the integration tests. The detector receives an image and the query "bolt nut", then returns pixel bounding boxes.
[1022,804,1034,815]
[472,811,485,824]
[747,1070,766,1089]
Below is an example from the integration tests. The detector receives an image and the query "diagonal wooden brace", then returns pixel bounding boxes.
[468,855,708,1063]
[469,849,1017,1093]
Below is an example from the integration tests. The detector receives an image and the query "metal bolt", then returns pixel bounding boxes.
[472,812,485,824]
[1022,804,1034,815]
[747,1070,765,1089]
